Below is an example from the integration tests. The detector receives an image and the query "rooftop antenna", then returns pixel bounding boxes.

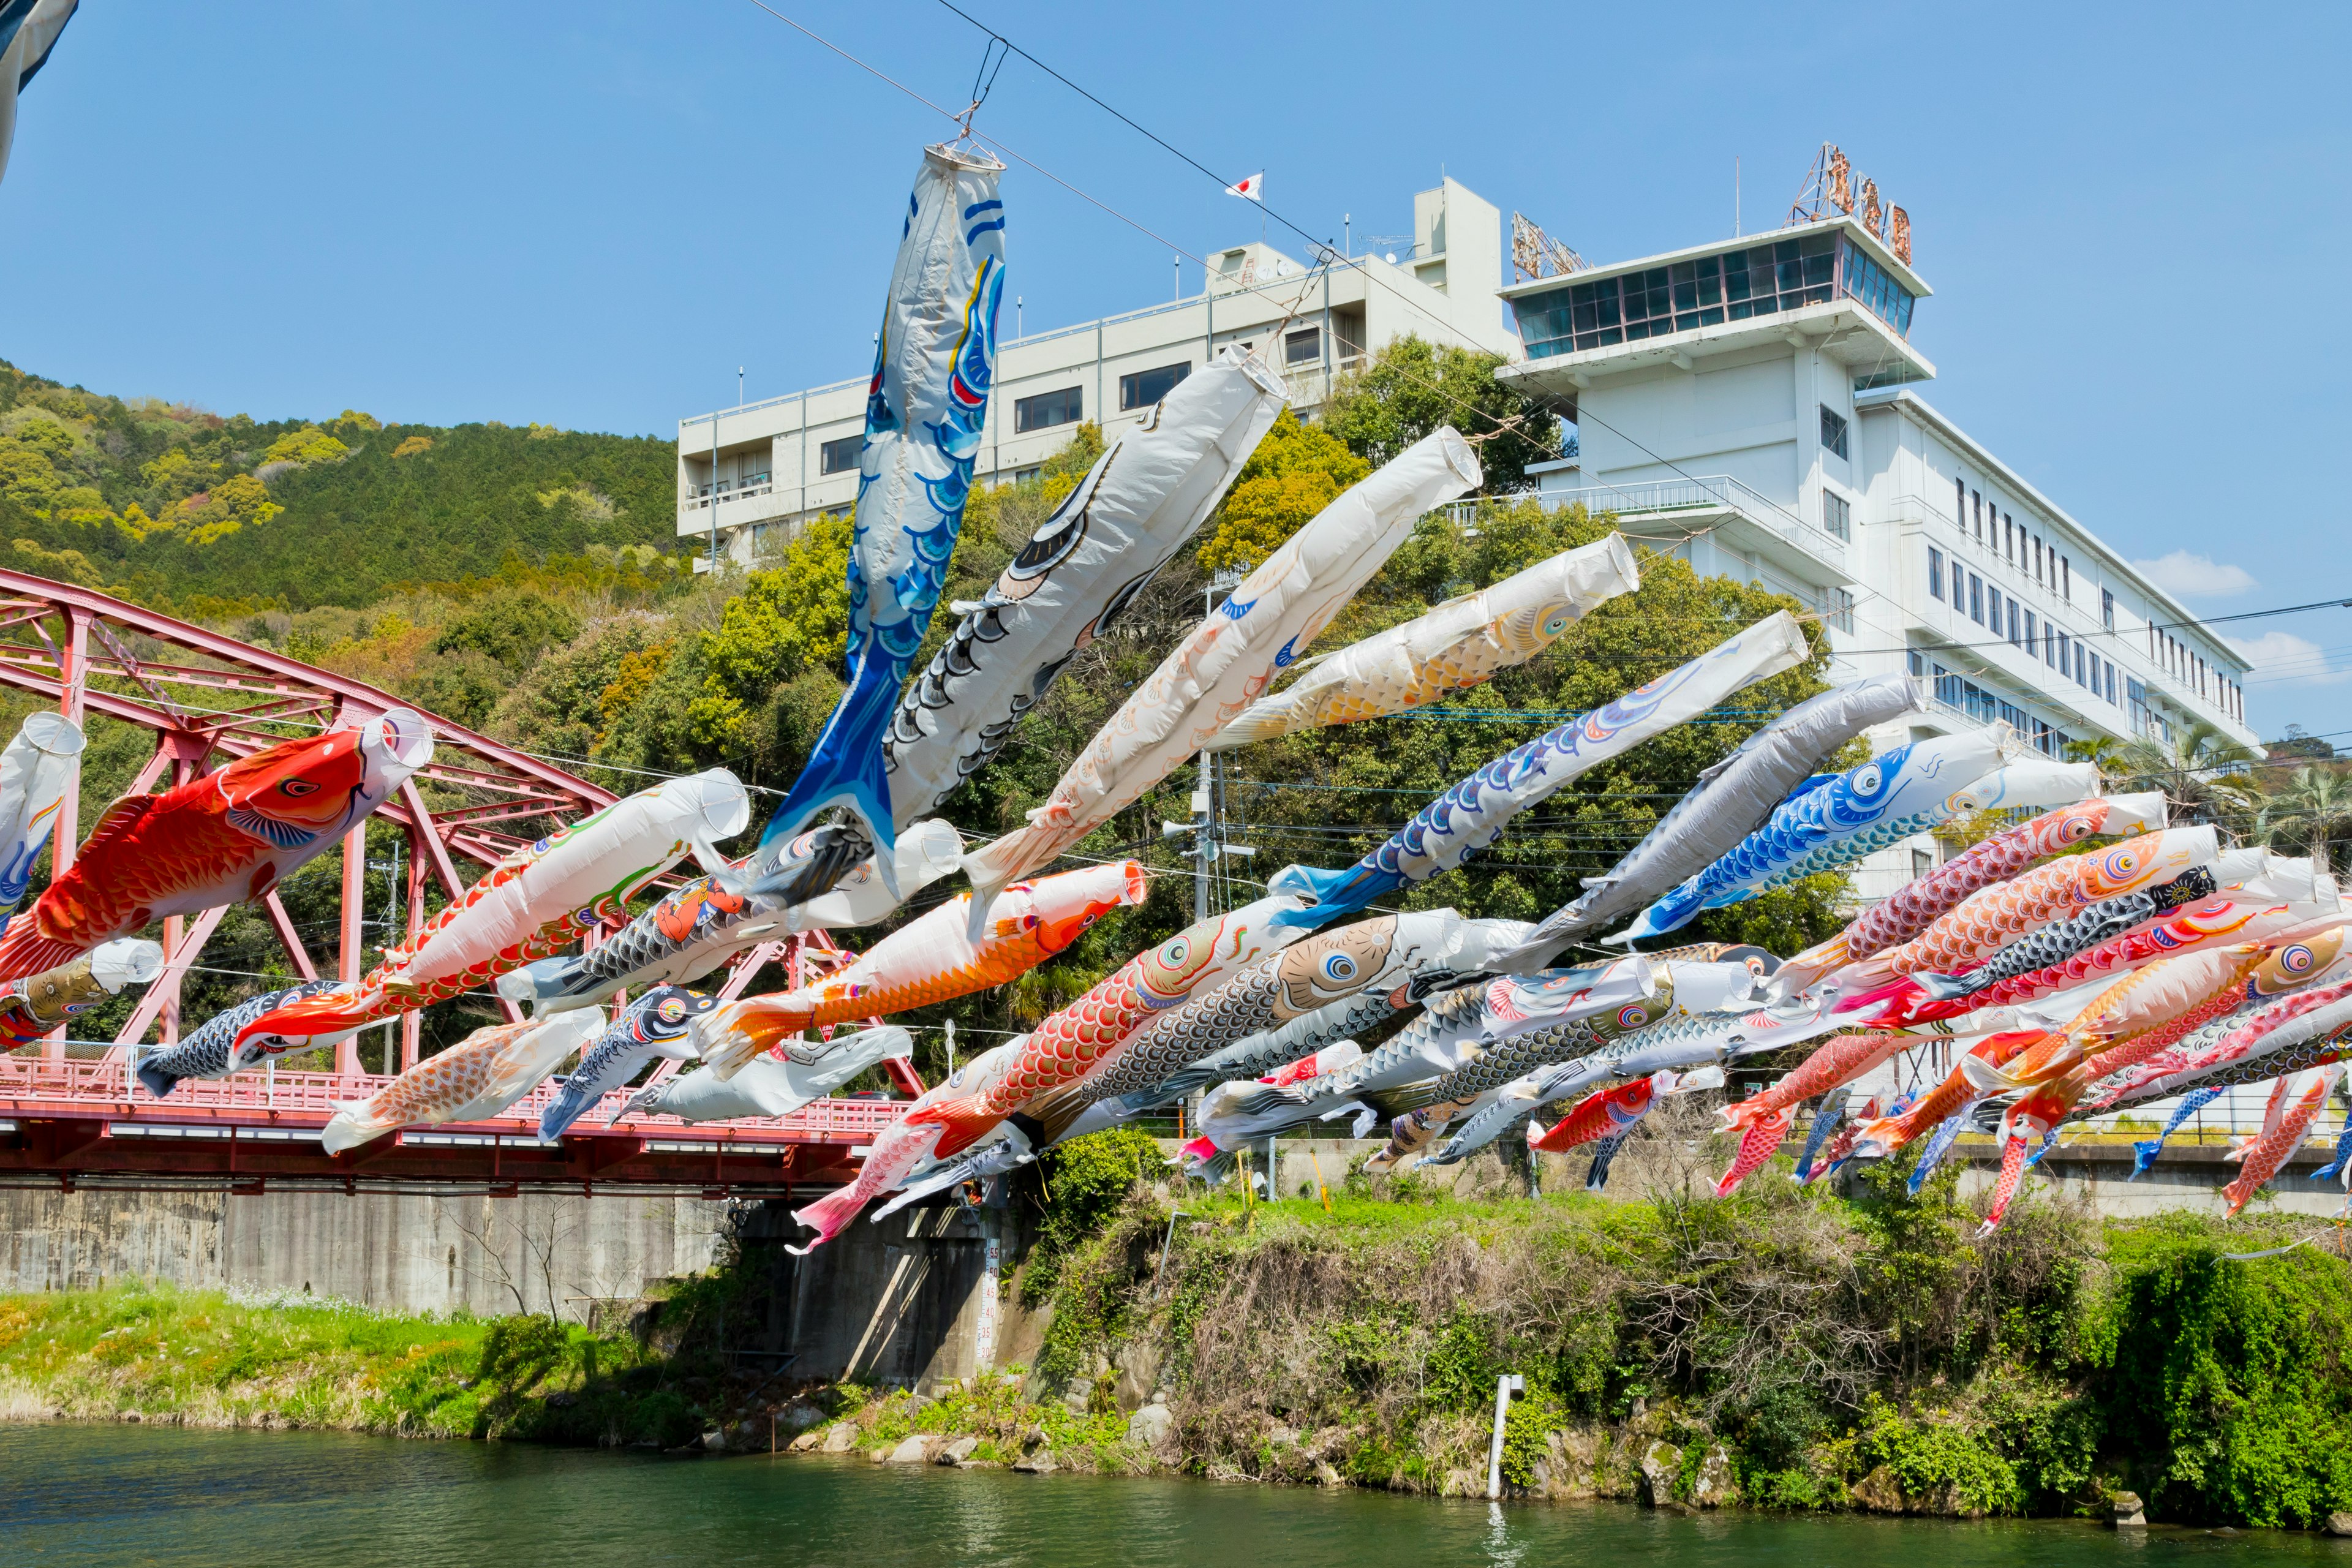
[1784,142,1852,227]
[1510,213,1589,281]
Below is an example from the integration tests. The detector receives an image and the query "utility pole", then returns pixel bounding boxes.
[1164,566,1255,922]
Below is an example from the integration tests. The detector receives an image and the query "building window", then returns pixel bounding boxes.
[1284,326,1322,366]
[1819,405,1849,459]
[1969,573,1984,625]
[2005,514,2015,563]
[1954,477,1966,529]
[2101,588,2116,628]
[1013,385,1082,433]
[1835,237,1918,335]
[1908,647,1925,676]
[1822,587,1855,633]
[1119,361,1191,410]
[2007,600,2021,645]
[2105,659,2117,705]
[1510,230,1875,356]
[1928,546,1944,601]
[2062,557,2071,600]
[1822,491,1850,540]
[1912,848,1935,880]
[819,435,861,475]
[1972,489,1981,535]
[1988,586,2003,633]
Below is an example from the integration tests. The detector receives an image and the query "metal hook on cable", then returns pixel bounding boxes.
[958,34,1010,136]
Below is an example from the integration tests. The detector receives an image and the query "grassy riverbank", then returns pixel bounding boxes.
[960,1126,2352,1531]
[0,1274,764,1450]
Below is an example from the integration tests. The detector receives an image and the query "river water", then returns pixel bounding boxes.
[4,1423,2343,1567]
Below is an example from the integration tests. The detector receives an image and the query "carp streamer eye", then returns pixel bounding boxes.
[1322,954,1358,982]
[1541,609,1573,635]
[1160,938,1189,965]
[279,779,320,796]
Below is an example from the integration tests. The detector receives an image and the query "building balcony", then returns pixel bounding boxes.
[675,480,793,540]
[1519,472,1851,584]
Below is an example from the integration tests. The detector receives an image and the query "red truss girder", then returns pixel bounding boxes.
[0,572,927,1180]
[0,569,624,1069]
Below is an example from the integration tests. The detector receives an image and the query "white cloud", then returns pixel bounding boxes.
[2225,630,2352,687]
[2132,549,2258,599]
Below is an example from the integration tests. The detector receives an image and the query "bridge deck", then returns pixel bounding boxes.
[0,1057,908,1199]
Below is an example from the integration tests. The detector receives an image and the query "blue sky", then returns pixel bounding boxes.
[3,1,2348,739]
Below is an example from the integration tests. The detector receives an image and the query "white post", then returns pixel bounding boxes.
[1486,1373,1524,1499]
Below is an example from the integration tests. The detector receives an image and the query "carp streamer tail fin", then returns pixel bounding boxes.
[1714,1104,1793,1196]
[788,1186,870,1254]
[1910,968,1981,1002]
[755,663,903,894]
[0,921,78,986]
[538,1080,597,1142]
[1974,1134,2033,1238]
[135,1060,179,1099]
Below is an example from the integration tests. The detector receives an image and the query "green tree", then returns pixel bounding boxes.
[431,590,582,673]
[684,511,854,755]
[1321,334,1559,491]
[2108,720,2259,835]
[2263,764,2352,875]
[1194,410,1369,573]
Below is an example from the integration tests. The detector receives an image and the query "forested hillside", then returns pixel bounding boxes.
[0,360,681,612]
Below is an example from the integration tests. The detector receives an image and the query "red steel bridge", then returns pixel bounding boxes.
[0,571,916,1197]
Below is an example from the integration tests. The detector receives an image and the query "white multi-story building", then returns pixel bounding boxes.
[1494,213,2257,898]
[676,176,1518,564]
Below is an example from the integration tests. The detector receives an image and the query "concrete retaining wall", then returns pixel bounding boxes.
[0,1186,731,1316]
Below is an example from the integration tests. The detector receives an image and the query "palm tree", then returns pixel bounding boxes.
[2064,734,2124,772]
[2266,765,2352,878]
[2106,720,2260,836]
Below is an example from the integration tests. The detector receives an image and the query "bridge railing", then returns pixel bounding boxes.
[0,1054,908,1144]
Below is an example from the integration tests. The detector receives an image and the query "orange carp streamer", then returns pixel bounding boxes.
[696,861,1150,1079]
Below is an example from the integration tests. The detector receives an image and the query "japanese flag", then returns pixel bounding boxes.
[1224,172,1263,202]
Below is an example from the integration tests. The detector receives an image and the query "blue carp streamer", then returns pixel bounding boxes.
[756,145,1008,880]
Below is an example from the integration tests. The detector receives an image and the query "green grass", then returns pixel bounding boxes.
[0,1281,715,1447]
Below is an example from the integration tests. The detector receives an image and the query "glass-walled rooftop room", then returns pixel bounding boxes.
[1513,230,1917,358]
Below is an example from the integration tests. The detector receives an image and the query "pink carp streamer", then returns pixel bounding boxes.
[1773,793,2164,995]
[1714,1031,1901,1194]
[1837,827,2213,993]
[2221,1066,2342,1216]
[1715,1105,1796,1196]
[905,894,1306,1162]
[1720,1033,1899,1133]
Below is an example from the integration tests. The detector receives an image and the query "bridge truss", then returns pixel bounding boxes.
[0,573,916,1194]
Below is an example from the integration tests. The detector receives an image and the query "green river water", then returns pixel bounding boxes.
[5,1423,2346,1567]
